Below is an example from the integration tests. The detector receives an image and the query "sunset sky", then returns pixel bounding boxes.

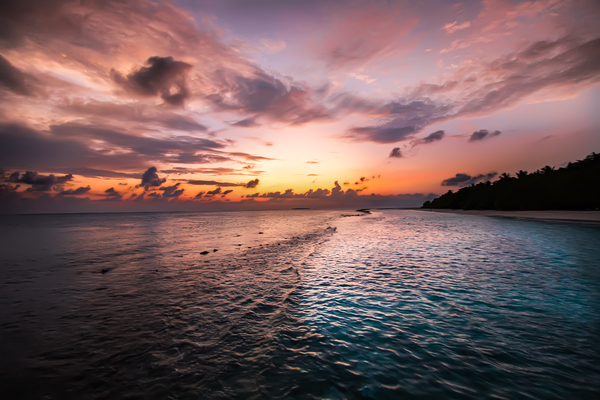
[1,0,599,212]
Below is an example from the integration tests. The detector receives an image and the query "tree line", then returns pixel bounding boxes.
[422,152,600,210]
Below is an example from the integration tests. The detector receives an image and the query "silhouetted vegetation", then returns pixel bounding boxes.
[422,152,600,210]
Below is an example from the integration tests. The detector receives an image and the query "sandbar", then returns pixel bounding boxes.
[419,209,600,223]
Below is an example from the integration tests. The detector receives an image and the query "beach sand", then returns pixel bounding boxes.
[419,209,600,223]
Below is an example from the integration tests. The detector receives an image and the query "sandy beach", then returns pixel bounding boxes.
[419,209,600,223]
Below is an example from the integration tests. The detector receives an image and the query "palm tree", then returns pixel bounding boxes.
[541,166,554,174]
[516,170,528,179]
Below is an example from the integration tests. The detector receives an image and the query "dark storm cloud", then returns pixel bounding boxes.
[0,54,33,95]
[140,167,165,189]
[389,147,402,158]
[207,70,330,125]
[6,170,73,191]
[411,130,445,147]
[111,56,192,106]
[469,129,501,142]
[58,186,91,195]
[441,172,498,187]
[243,179,259,188]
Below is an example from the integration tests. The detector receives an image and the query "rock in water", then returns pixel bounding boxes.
[200,251,209,255]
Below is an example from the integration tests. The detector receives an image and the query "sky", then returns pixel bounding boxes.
[0,0,599,213]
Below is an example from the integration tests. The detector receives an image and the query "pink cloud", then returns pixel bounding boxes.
[315,5,419,71]
[443,21,471,34]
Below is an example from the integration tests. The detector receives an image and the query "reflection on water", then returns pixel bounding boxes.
[0,210,599,399]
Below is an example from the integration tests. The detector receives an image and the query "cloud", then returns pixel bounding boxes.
[0,54,33,95]
[389,147,402,158]
[261,38,286,53]
[350,125,416,144]
[163,167,265,176]
[51,167,141,179]
[345,101,452,143]
[411,130,445,147]
[6,170,73,191]
[344,36,600,143]
[195,191,205,199]
[102,187,122,201]
[304,188,331,198]
[204,187,222,197]
[441,172,498,186]
[244,178,259,188]
[140,167,165,189]
[227,152,275,162]
[330,181,343,197]
[188,180,241,187]
[58,186,91,196]
[111,56,192,106]
[50,122,230,165]
[159,183,184,198]
[232,117,260,127]
[207,70,330,125]
[469,129,501,142]
[443,21,471,34]
[61,100,208,132]
[187,178,259,188]
[317,5,418,70]
[221,189,233,197]
[0,121,246,175]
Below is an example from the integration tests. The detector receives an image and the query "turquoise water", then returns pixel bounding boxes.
[0,210,599,399]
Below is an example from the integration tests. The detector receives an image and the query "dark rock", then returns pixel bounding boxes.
[200,251,209,255]
[101,268,109,274]
[213,249,218,252]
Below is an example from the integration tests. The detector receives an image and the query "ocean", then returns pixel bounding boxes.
[1,209,599,399]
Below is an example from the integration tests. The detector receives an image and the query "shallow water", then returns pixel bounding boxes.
[1,210,599,399]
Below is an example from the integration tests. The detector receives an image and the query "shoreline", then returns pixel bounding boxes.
[418,209,600,223]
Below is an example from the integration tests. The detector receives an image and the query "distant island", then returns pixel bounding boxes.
[422,152,600,211]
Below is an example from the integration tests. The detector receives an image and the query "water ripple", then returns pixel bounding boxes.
[0,210,599,399]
